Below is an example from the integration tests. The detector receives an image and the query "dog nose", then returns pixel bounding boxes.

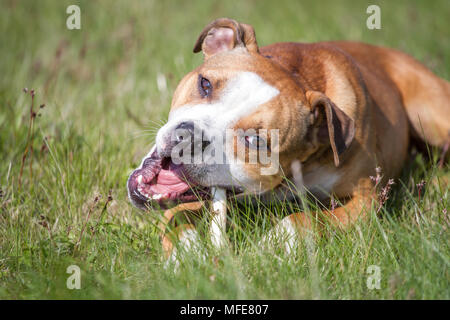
[175,121,195,142]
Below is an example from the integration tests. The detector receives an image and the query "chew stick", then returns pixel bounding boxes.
[210,187,227,249]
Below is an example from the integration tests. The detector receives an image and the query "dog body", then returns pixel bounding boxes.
[127,18,450,259]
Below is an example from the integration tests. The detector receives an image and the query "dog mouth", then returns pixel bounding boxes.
[127,150,243,210]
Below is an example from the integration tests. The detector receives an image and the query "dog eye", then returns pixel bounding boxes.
[245,135,267,150]
[198,75,212,98]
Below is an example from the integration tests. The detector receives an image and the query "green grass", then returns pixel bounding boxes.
[0,0,449,299]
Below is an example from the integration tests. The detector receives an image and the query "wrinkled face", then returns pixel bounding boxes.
[127,49,314,210]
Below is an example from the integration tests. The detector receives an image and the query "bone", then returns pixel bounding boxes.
[210,187,228,249]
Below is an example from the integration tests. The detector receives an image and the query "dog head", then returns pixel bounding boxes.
[127,18,355,210]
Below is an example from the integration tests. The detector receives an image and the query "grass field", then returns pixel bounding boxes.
[0,0,449,299]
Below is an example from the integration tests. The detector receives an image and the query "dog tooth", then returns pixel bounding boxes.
[152,194,162,200]
[137,175,143,184]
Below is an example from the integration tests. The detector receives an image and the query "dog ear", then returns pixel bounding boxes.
[193,18,259,59]
[306,91,355,167]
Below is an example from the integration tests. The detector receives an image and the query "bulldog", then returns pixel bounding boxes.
[127,18,450,260]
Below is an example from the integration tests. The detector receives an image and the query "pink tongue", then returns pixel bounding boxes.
[149,168,190,195]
